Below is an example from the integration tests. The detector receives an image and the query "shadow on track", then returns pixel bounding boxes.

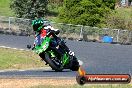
[42,70,72,73]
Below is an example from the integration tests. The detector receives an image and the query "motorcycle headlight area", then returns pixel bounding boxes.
[34,42,49,54]
[42,42,49,50]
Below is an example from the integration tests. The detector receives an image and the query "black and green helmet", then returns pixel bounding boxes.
[32,18,44,32]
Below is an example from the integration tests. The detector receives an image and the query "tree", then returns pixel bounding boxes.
[58,0,115,27]
[129,0,132,2]
[10,0,48,19]
[48,0,63,4]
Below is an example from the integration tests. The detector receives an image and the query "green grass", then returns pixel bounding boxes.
[0,0,15,16]
[30,84,132,88]
[115,7,132,20]
[0,48,47,69]
[105,7,132,30]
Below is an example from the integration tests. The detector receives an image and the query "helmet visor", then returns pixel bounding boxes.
[33,24,42,32]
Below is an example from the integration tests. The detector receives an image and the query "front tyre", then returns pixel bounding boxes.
[45,52,63,72]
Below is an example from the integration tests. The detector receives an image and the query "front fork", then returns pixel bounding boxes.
[61,53,70,67]
[49,50,69,67]
[47,49,71,69]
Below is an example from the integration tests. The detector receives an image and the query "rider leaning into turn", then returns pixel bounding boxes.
[32,18,74,56]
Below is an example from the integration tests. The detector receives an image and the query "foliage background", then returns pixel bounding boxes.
[0,0,132,30]
[10,0,48,19]
[58,0,115,27]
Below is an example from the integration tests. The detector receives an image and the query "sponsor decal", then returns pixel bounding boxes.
[76,66,131,85]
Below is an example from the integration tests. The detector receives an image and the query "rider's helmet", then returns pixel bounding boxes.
[32,18,51,32]
[32,18,44,32]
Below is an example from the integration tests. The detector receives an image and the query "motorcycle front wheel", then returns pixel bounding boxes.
[44,52,63,72]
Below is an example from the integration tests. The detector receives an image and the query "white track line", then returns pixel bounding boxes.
[0,76,75,79]
[0,67,51,73]
[0,45,30,51]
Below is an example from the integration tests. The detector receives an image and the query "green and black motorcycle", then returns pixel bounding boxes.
[33,32,80,72]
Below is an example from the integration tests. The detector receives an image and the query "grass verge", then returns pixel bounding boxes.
[115,7,132,20]
[0,0,15,16]
[0,48,47,70]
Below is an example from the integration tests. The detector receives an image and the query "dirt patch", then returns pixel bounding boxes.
[0,78,76,88]
[0,78,131,88]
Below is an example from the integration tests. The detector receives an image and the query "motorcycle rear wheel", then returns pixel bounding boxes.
[70,56,80,71]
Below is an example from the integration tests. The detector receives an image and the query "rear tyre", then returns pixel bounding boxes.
[70,56,80,71]
[44,52,63,72]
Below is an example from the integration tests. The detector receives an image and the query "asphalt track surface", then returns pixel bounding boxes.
[0,68,76,78]
[0,34,132,78]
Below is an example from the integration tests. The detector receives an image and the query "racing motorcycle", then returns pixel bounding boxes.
[32,31,80,71]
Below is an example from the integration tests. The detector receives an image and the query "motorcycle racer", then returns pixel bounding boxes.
[32,18,74,56]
